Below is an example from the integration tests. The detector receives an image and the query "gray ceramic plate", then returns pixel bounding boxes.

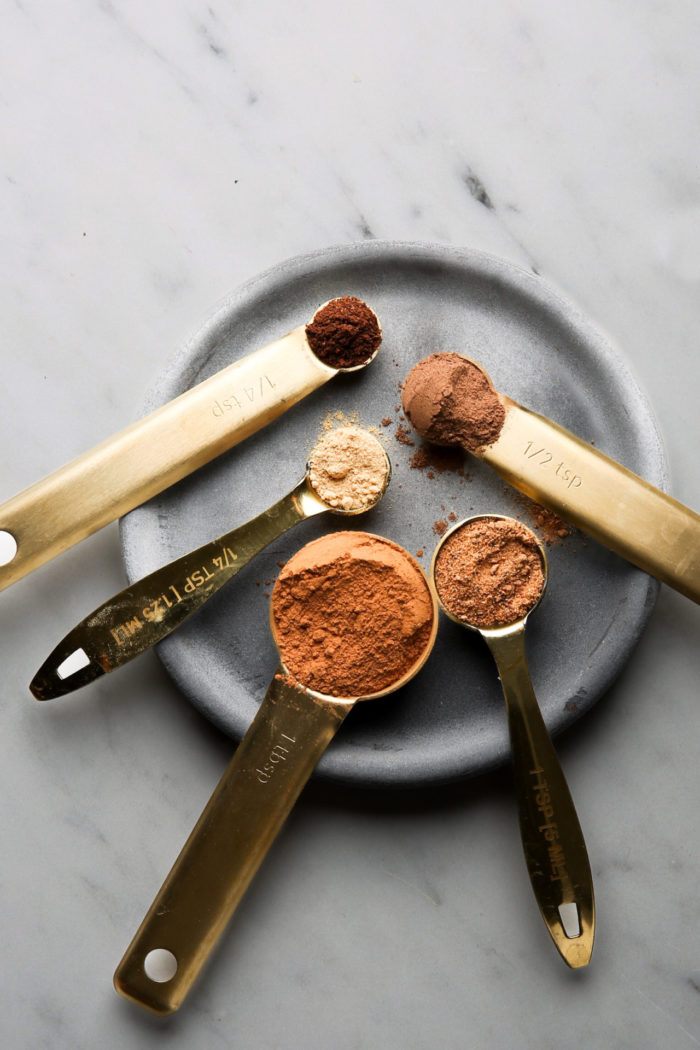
[121,242,666,788]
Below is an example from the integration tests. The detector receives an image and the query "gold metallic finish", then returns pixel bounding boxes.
[30,449,391,700]
[0,316,381,593]
[481,623,595,967]
[431,516,594,969]
[114,558,437,1015]
[113,672,353,1015]
[483,392,700,603]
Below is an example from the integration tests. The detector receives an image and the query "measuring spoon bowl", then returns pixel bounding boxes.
[431,514,595,968]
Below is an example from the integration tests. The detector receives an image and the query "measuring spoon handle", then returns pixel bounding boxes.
[484,400,700,603]
[485,627,595,968]
[30,482,320,699]
[0,328,336,593]
[114,673,352,1015]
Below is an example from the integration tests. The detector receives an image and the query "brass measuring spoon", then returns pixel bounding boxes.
[0,297,381,592]
[113,532,437,1015]
[30,428,391,700]
[430,514,594,968]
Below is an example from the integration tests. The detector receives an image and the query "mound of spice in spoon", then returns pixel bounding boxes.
[306,296,382,369]
[401,351,505,452]
[308,426,389,511]
[433,516,544,628]
[0,295,382,593]
[272,531,435,697]
[114,531,437,1015]
[430,515,594,969]
[31,427,391,700]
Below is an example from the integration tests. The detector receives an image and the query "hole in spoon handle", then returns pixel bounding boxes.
[114,673,351,1014]
[0,530,17,566]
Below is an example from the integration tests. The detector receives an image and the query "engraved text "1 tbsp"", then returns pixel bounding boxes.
[256,734,297,784]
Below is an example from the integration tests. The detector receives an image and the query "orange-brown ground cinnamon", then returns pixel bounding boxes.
[434,518,544,628]
[271,532,435,697]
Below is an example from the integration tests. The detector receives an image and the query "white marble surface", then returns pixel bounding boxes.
[2,2,700,1047]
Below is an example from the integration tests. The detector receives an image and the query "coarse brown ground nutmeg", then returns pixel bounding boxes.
[305,297,381,369]
[433,517,544,629]
[271,531,435,698]
[402,352,506,452]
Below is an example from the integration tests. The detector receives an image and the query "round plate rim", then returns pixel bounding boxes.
[121,240,665,788]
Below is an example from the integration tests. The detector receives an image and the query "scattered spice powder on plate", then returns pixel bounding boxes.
[521,497,570,545]
[408,444,467,476]
[394,422,415,446]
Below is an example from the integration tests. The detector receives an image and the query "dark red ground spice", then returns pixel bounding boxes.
[305,297,381,369]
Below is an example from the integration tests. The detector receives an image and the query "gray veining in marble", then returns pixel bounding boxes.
[1,3,699,1048]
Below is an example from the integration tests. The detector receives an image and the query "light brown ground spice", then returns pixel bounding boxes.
[307,426,389,512]
[433,517,544,629]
